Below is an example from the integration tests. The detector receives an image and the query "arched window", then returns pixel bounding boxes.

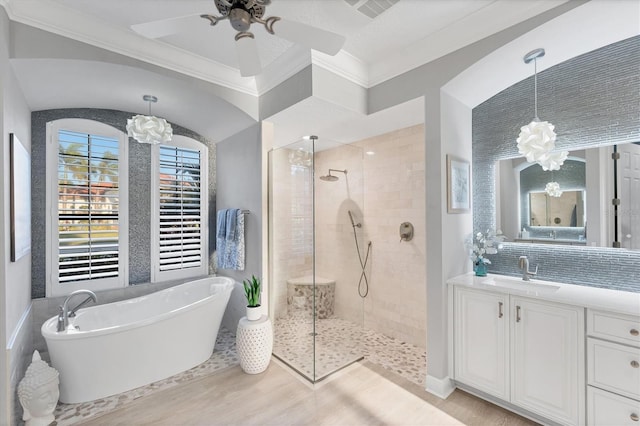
[151,135,208,282]
[46,119,129,296]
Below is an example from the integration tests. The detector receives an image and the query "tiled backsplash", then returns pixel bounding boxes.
[472,36,640,292]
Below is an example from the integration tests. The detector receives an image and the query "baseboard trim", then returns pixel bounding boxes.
[425,374,455,399]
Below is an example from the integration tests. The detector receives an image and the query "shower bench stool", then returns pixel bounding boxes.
[236,315,274,374]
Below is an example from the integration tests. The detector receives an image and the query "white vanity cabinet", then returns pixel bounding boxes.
[454,288,509,400]
[586,309,640,425]
[510,296,584,425]
[453,286,584,425]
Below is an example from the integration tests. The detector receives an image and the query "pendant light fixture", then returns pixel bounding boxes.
[545,181,563,197]
[126,95,173,145]
[516,48,567,169]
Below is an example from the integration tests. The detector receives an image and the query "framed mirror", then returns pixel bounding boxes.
[529,190,585,227]
[496,142,640,249]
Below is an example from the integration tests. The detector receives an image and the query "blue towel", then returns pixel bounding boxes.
[216,209,228,269]
[226,209,239,241]
[217,209,245,270]
[216,209,227,239]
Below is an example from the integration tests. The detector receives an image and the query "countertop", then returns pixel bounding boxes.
[447,273,640,317]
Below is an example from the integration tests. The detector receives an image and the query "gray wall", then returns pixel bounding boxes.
[31,109,215,298]
[1,6,34,424]
[215,123,262,282]
[472,36,640,292]
[215,124,263,332]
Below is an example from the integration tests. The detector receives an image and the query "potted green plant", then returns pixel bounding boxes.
[243,275,262,321]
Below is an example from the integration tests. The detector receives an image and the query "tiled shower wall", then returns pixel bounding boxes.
[315,125,426,347]
[473,36,640,292]
[269,147,314,319]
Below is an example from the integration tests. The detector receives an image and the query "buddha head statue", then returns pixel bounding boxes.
[17,351,59,426]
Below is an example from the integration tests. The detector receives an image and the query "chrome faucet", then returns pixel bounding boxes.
[518,256,538,281]
[57,290,97,332]
[550,230,557,239]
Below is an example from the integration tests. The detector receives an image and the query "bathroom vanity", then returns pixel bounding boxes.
[448,273,640,426]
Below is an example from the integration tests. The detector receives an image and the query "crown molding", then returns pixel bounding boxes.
[1,0,259,96]
[311,50,369,88]
[255,44,312,95]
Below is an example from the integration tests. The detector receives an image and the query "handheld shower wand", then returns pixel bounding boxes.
[347,210,370,298]
[348,210,361,228]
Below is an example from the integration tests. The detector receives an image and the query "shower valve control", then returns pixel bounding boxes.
[399,222,414,242]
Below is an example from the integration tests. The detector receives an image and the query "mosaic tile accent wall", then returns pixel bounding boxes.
[31,109,215,298]
[472,36,640,292]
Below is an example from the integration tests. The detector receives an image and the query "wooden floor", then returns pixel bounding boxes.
[78,360,537,426]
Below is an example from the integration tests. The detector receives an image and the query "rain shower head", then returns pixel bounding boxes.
[319,168,347,182]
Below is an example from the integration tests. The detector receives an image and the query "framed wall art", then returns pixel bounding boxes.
[447,154,470,214]
[10,133,31,261]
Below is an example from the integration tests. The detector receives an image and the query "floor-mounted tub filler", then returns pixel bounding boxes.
[42,276,234,403]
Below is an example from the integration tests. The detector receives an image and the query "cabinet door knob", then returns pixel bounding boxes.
[631,329,639,336]
[631,413,639,422]
[632,360,640,368]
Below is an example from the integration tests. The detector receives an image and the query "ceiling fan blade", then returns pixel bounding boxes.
[271,19,345,56]
[235,34,262,77]
[131,14,204,39]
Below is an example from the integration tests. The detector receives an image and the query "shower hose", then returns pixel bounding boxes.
[351,226,372,298]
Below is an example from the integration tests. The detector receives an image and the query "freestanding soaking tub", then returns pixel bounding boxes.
[42,276,234,403]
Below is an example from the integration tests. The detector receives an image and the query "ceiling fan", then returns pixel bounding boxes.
[131,0,346,77]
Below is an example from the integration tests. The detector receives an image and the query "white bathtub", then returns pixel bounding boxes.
[42,276,234,403]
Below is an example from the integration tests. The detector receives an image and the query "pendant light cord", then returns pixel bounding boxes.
[533,57,539,121]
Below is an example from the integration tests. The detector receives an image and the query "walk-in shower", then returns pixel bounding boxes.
[268,136,367,382]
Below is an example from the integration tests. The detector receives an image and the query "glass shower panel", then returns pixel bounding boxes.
[269,137,365,382]
[269,140,316,380]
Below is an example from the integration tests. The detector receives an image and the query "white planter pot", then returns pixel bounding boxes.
[246,305,261,321]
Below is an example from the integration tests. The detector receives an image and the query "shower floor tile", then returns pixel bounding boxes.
[273,317,426,387]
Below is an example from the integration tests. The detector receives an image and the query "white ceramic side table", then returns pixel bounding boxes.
[236,315,273,374]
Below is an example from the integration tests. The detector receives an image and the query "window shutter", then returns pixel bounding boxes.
[158,146,203,271]
[57,130,120,283]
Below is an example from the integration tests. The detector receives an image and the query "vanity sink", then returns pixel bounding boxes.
[480,275,561,292]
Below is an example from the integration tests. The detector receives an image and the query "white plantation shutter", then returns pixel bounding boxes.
[47,119,128,297]
[58,130,120,282]
[152,137,208,281]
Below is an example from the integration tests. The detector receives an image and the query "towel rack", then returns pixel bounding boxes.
[241,209,250,215]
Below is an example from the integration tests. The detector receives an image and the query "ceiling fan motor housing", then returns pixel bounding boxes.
[229,7,252,32]
[216,0,268,32]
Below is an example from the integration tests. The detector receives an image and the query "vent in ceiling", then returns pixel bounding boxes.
[344,0,400,19]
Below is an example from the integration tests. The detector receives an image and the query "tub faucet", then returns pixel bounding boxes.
[518,256,538,281]
[57,290,97,332]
